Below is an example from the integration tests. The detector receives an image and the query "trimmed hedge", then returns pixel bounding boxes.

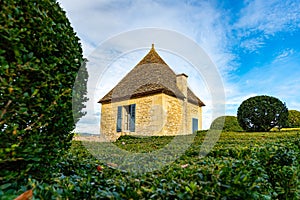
[0,0,87,187]
[210,116,243,132]
[287,110,300,128]
[2,131,299,199]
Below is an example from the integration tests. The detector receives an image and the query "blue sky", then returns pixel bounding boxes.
[58,0,300,132]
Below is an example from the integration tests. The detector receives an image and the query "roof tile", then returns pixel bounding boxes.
[99,45,205,106]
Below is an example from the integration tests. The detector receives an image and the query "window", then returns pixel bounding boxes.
[116,104,136,132]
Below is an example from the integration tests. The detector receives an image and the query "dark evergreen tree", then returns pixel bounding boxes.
[237,95,288,132]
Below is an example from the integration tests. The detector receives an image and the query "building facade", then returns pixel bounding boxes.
[99,44,205,141]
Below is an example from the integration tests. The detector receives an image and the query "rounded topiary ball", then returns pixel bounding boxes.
[237,95,288,132]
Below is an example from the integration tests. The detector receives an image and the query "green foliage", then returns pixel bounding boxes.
[237,95,288,132]
[114,135,175,153]
[0,0,87,187]
[210,116,243,132]
[1,131,299,199]
[287,110,300,128]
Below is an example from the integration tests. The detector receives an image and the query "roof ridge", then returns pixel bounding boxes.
[136,44,167,66]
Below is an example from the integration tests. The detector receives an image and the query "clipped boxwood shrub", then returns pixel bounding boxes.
[0,0,87,186]
[287,110,300,128]
[210,116,243,132]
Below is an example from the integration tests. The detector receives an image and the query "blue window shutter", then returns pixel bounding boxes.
[129,104,136,132]
[117,106,122,132]
[192,118,198,133]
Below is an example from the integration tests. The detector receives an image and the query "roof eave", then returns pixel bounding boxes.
[98,89,186,104]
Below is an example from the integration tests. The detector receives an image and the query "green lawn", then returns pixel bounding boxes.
[4,131,300,199]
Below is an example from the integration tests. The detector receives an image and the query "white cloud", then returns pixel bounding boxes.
[235,0,300,51]
[219,0,300,115]
[59,0,235,74]
[274,48,295,62]
[236,0,300,34]
[58,0,232,132]
[229,51,300,115]
[59,0,300,133]
[225,93,258,115]
[239,37,265,52]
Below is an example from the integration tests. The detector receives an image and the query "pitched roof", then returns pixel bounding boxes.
[98,44,205,106]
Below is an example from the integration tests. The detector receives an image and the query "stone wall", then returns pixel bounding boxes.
[161,94,183,135]
[100,103,119,141]
[100,94,163,141]
[100,93,202,141]
[187,102,202,133]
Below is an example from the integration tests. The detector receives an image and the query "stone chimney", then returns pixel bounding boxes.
[176,73,188,98]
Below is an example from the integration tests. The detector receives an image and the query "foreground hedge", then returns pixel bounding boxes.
[1,131,299,199]
[0,0,87,187]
